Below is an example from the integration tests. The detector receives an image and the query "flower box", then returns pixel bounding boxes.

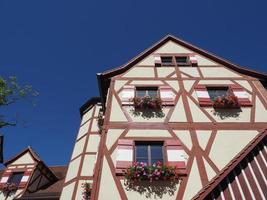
[82,182,91,200]
[124,161,181,183]
[132,96,162,109]
[0,183,18,193]
[213,95,240,109]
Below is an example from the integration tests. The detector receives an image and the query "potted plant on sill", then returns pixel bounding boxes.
[124,161,181,183]
[81,182,91,200]
[0,183,18,194]
[213,95,240,109]
[132,96,162,110]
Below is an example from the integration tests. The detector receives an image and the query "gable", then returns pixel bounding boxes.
[9,152,36,165]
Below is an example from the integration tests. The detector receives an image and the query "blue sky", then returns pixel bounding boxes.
[0,0,267,166]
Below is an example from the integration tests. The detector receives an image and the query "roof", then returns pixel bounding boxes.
[4,146,41,166]
[193,130,267,199]
[18,166,67,200]
[79,96,101,117]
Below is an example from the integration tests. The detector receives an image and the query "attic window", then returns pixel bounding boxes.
[7,172,24,186]
[161,56,174,66]
[175,56,189,66]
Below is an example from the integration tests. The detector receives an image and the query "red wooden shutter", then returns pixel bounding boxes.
[154,55,162,67]
[18,170,32,188]
[230,84,252,106]
[159,86,175,105]
[0,171,12,187]
[121,85,135,105]
[165,140,187,175]
[189,55,198,66]
[115,139,134,174]
[195,85,213,106]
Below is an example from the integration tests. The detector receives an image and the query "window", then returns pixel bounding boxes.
[175,56,189,66]
[161,56,174,66]
[7,172,24,186]
[135,142,164,165]
[136,87,158,98]
[207,87,229,101]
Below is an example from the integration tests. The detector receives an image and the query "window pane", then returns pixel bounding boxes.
[161,56,173,66]
[151,145,163,160]
[207,87,229,101]
[147,90,158,98]
[7,172,24,186]
[175,56,188,64]
[136,145,148,158]
[136,90,146,97]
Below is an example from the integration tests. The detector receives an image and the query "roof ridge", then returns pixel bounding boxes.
[192,129,267,199]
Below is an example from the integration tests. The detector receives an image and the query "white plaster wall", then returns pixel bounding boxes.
[255,96,267,122]
[65,157,81,182]
[183,80,195,92]
[169,97,187,122]
[91,118,99,132]
[123,67,155,78]
[174,130,192,150]
[203,158,216,181]
[86,135,100,153]
[205,107,251,122]
[187,97,211,122]
[81,108,94,125]
[157,67,175,77]
[98,157,121,200]
[200,67,241,78]
[126,129,172,137]
[114,80,128,91]
[209,130,258,170]
[195,130,212,150]
[166,80,180,92]
[121,179,180,200]
[130,80,164,85]
[182,158,203,200]
[80,155,96,176]
[235,80,252,92]
[60,182,76,200]
[11,152,35,165]
[110,96,128,122]
[198,80,233,85]
[106,129,125,150]
[77,120,90,140]
[124,107,170,122]
[179,67,200,77]
[155,41,193,54]
[71,137,86,159]
[195,55,218,66]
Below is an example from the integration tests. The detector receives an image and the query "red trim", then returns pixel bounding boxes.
[167,161,186,168]
[117,139,133,146]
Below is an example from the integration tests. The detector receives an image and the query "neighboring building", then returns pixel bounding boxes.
[0,147,67,200]
[1,35,267,200]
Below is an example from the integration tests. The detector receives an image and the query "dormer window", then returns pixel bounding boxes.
[7,172,24,186]
[136,87,158,98]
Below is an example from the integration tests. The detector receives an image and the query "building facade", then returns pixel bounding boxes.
[60,35,267,200]
[0,35,266,200]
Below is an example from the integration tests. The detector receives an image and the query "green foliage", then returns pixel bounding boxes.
[0,76,38,128]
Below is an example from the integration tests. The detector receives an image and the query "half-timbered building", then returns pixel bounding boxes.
[1,35,266,200]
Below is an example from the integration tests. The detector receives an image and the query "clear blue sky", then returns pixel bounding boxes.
[0,0,267,166]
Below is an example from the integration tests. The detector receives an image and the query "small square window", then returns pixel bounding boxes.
[175,56,189,66]
[135,141,164,165]
[207,87,229,101]
[161,56,174,66]
[7,172,24,186]
[136,87,158,98]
